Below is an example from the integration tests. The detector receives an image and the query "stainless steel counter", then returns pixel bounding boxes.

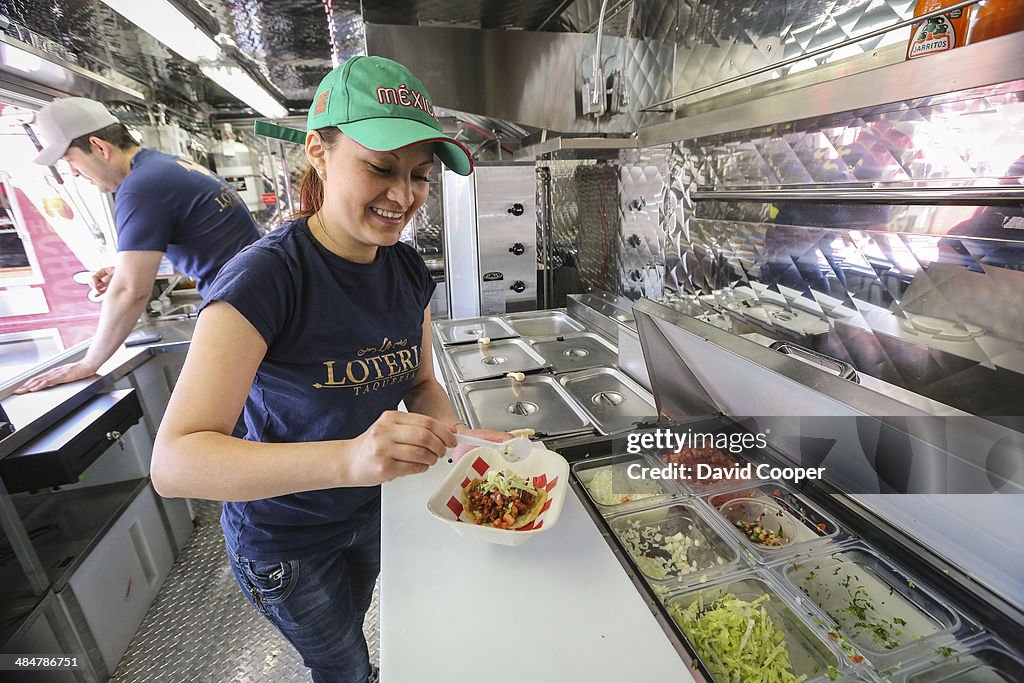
[0,318,195,461]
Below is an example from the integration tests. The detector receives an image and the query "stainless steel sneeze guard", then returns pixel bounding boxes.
[444,338,549,382]
[630,297,1024,494]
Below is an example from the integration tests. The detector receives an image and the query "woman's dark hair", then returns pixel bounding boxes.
[292,127,345,219]
[67,122,138,154]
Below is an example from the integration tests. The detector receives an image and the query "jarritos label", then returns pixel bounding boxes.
[375,83,437,120]
[315,337,421,396]
[907,11,962,59]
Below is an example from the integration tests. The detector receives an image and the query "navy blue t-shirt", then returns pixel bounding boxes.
[114,148,259,297]
[202,217,436,560]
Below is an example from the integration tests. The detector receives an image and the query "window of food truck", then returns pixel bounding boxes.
[0,100,116,385]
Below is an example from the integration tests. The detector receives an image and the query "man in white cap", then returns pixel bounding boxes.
[15,97,259,393]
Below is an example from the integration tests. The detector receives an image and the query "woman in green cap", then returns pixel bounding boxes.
[152,56,507,683]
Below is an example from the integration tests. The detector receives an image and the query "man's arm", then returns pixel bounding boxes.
[15,251,163,393]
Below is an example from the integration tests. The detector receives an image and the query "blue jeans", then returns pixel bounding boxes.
[227,512,381,683]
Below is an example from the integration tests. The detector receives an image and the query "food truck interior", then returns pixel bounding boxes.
[0,0,1022,681]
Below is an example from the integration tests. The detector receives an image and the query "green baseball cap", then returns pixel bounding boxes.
[254,56,473,176]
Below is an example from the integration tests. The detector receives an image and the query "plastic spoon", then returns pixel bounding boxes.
[448,434,535,463]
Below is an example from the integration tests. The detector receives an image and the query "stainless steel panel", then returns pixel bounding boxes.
[527,332,617,373]
[442,169,482,319]
[459,374,594,437]
[504,310,585,337]
[617,326,651,392]
[365,22,673,134]
[475,164,538,314]
[619,146,669,301]
[434,316,517,345]
[361,1,571,30]
[109,500,377,682]
[442,164,537,317]
[641,33,1024,145]
[558,366,655,435]
[0,33,145,101]
[444,337,549,382]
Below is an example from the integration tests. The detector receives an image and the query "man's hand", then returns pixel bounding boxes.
[91,266,115,296]
[13,361,99,394]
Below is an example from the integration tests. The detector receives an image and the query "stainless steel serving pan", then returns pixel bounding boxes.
[558,367,655,435]
[458,374,595,437]
[503,310,586,337]
[526,332,617,373]
[434,316,517,345]
[443,338,549,382]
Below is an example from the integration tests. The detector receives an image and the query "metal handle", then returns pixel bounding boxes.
[690,186,1024,206]
[769,341,860,383]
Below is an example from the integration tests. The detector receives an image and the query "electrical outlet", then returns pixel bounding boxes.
[608,69,628,114]
[581,70,606,116]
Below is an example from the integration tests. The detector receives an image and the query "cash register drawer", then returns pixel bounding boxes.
[0,389,142,493]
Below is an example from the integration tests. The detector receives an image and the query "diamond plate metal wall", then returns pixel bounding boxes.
[618,145,669,300]
[663,76,1024,417]
[409,168,444,258]
[672,0,918,101]
[539,158,591,305]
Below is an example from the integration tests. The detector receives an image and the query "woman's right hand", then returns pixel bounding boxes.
[344,410,457,486]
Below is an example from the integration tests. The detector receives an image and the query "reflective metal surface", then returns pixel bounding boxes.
[558,366,654,434]
[444,337,549,382]
[366,22,595,132]
[504,310,585,337]
[641,32,1024,145]
[459,374,594,437]
[527,332,617,372]
[443,164,538,317]
[0,32,145,102]
[110,500,380,682]
[433,316,517,345]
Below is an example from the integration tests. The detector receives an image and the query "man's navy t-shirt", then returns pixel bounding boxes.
[202,218,436,560]
[115,148,259,296]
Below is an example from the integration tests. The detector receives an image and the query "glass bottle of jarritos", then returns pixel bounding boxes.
[966,0,1024,45]
[906,0,972,59]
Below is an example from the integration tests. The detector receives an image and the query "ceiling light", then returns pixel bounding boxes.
[99,0,287,119]
[200,64,289,119]
[99,0,220,63]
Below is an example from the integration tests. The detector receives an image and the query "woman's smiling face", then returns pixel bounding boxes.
[310,131,433,261]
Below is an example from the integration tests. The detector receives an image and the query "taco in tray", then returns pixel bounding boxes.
[460,469,548,530]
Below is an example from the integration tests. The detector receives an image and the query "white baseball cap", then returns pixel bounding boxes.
[32,97,119,166]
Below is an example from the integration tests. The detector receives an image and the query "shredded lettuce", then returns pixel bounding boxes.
[668,593,808,683]
[479,470,537,498]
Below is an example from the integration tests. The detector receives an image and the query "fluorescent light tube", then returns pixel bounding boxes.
[100,0,287,119]
[99,0,221,63]
[200,64,289,119]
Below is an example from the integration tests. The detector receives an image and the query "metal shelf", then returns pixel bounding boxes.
[690,186,1024,206]
[638,31,1024,146]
